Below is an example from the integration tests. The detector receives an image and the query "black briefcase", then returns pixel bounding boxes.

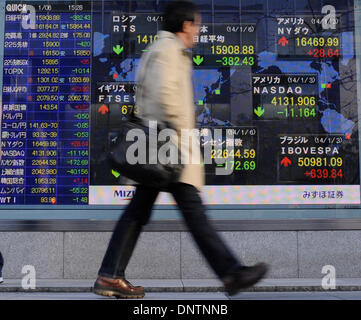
[108,115,183,189]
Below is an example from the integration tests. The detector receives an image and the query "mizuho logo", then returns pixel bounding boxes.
[114,190,136,199]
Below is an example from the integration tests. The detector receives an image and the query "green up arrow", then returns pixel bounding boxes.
[254,106,265,117]
[112,169,121,178]
[193,55,204,66]
[113,45,124,55]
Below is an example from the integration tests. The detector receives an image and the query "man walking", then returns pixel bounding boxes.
[94,0,268,299]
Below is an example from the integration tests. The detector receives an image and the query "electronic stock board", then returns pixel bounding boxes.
[1,0,360,207]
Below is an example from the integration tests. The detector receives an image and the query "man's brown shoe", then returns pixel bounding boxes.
[93,276,145,299]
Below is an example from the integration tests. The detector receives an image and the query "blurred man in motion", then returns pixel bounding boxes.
[94,0,268,299]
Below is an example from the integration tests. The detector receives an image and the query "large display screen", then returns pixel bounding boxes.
[1,0,360,206]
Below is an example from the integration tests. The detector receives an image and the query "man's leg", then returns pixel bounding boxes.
[169,183,241,279]
[169,183,268,294]
[98,184,160,278]
[94,184,160,298]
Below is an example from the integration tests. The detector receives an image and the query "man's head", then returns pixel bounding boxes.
[162,1,201,48]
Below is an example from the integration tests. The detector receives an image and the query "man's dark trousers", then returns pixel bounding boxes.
[98,182,241,280]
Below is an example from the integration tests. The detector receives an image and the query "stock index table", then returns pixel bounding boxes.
[0,0,360,206]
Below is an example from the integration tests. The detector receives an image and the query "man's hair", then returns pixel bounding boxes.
[162,1,199,33]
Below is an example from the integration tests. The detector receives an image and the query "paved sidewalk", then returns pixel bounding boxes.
[1,291,361,300]
[1,278,361,293]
